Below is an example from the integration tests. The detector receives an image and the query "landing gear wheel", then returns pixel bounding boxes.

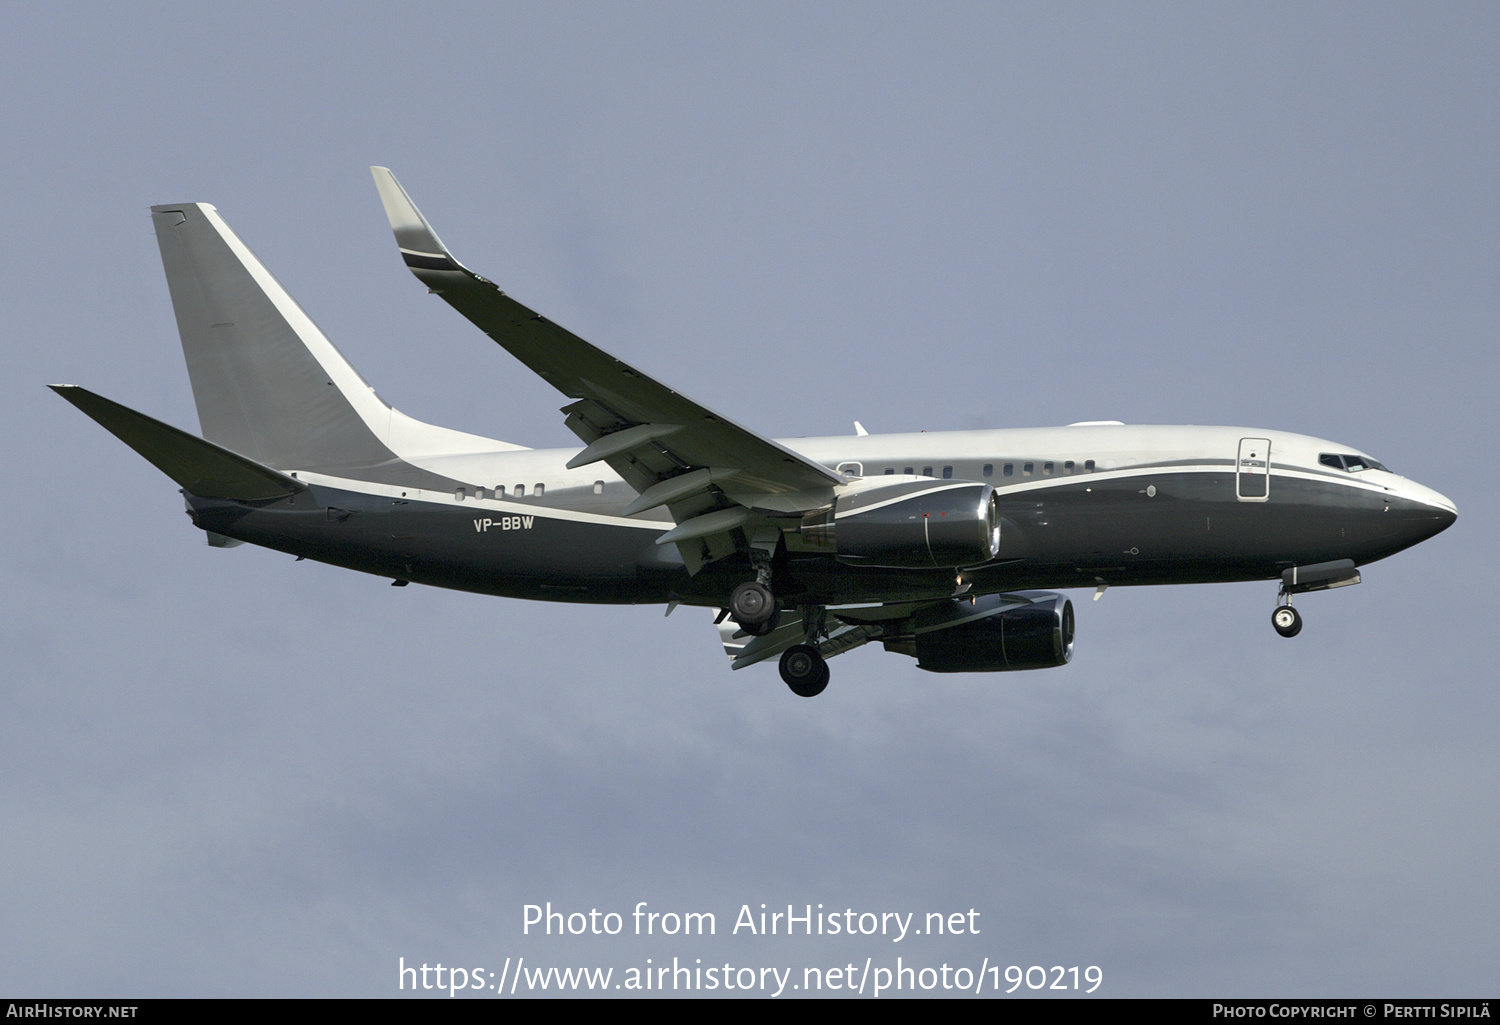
[1272,605,1302,638]
[730,581,776,629]
[779,644,829,698]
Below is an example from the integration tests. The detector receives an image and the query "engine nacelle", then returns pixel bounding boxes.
[800,480,1000,568]
[908,592,1075,673]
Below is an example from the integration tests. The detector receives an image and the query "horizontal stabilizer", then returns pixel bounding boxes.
[51,386,307,500]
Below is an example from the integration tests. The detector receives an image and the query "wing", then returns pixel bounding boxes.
[716,606,888,671]
[371,168,844,572]
[714,595,1050,671]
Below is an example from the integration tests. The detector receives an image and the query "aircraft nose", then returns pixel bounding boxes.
[1434,502,1457,533]
[1416,483,1457,524]
[1392,480,1456,543]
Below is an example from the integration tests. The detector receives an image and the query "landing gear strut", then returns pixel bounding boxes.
[1272,596,1302,638]
[779,644,829,698]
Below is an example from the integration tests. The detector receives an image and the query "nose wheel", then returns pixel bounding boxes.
[1272,604,1302,638]
[779,644,829,697]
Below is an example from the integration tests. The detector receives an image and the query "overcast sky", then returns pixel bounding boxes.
[2,2,1496,998]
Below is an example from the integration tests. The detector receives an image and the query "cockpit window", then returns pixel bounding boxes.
[1320,452,1390,473]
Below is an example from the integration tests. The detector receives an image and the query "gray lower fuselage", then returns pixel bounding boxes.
[184,424,1457,608]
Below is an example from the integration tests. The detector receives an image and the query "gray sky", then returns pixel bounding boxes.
[3,2,1495,997]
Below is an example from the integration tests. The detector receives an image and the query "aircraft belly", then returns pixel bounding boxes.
[779,558,975,606]
[186,487,679,604]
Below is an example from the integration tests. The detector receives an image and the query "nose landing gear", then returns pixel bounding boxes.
[1272,597,1302,638]
[1270,560,1361,637]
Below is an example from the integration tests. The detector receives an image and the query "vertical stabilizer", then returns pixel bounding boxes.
[151,203,399,471]
[151,203,522,479]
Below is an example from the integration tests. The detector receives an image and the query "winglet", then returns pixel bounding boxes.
[370,166,468,274]
[51,385,307,501]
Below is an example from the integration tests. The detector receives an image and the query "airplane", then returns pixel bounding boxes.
[51,168,1458,697]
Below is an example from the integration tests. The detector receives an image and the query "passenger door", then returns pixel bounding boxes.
[1237,438,1271,501]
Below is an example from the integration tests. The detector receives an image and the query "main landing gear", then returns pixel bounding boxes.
[729,580,778,635]
[730,548,782,635]
[727,556,831,697]
[779,644,829,698]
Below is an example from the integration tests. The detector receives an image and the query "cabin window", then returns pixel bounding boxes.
[903,466,914,475]
[922,466,933,477]
[884,467,895,475]
[514,484,525,497]
[1064,461,1074,474]
[982,463,993,477]
[1022,462,1033,477]
[593,481,604,494]
[534,483,545,497]
[1084,460,1095,472]
[1043,462,1054,476]
[942,466,953,479]
[455,487,466,501]
[1003,463,1013,477]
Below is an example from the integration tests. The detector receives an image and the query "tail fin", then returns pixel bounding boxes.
[150,202,521,480]
[152,203,400,472]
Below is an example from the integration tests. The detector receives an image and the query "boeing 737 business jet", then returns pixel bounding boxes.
[52,169,1457,696]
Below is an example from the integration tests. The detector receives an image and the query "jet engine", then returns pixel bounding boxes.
[879,592,1074,672]
[799,480,1000,568]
